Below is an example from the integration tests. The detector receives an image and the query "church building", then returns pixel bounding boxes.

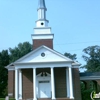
[6,0,82,100]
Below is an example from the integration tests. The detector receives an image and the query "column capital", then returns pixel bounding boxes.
[15,67,19,70]
[33,67,36,69]
[50,67,54,68]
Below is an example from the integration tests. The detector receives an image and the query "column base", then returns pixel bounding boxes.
[19,97,22,100]
[33,98,37,100]
[52,98,56,100]
[69,97,74,99]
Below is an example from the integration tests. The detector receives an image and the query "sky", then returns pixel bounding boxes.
[0,0,100,72]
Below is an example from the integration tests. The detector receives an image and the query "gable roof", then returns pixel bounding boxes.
[15,45,73,63]
[6,45,81,69]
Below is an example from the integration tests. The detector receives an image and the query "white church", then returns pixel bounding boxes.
[6,0,82,100]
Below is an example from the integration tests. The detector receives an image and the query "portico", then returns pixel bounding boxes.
[15,66,74,100]
[12,45,79,100]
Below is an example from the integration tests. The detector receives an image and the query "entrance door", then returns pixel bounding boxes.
[39,81,51,98]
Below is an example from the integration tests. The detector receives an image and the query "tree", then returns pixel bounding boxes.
[81,45,100,100]
[64,52,77,60]
[9,42,32,63]
[0,41,32,97]
[0,50,9,97]
[82,45,100,72]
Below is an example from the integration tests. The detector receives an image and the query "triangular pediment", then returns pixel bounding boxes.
[14,45,73,63]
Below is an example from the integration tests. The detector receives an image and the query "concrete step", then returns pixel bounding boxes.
[38,98,51,100]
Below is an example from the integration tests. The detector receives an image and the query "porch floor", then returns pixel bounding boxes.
[22,98,74,100]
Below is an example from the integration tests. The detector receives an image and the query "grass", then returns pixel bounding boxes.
[0,98,15,100]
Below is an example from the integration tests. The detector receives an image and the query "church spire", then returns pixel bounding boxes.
[36,0,48,27]
[32,0,54,49]
[38,0,46,10]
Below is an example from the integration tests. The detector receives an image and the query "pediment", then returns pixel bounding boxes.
[14,45,73,63]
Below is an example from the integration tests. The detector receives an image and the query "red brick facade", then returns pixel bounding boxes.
[33,39,53,49]
[96,80,100,92]
[72,68,82,100]
[54,68,67,98]
[22,69,33,99]
[8,68,82,100]
[8,71,15,98]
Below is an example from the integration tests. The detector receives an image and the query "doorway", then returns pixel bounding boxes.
[39,81,51,98]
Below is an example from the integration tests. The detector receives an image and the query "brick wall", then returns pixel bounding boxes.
[22,68,51,99]
[33,39,53,49]
[54,68,67,98]
[96,80,100,92]
[7,68,82,100]
[83,80,91,89]
[96,80,100,85]
[22,69,33,99]
[72,68,82,100]
[8,70,15,98]
[54,67,82,100]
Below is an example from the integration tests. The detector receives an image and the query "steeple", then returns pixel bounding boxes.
[31,0,54,49]
[36,0,48,27]
[38,0,46,10]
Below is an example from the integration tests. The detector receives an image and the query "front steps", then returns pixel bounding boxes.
[38,98,74,100]
[24,98,74,100]
[38,98,51,100]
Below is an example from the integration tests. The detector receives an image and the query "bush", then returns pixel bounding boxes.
[81,89,93,100]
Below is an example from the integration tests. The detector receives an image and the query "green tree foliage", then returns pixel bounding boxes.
[82,45,100,72]
[81,81,97,100]
[0,50,9,97]
[81,89,93,100]
[0,42,32,97]
[9,42,32,63]
[81,45,100,100]
[64,52,77,60]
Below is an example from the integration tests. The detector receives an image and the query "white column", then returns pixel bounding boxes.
[33,68,37,100]
[51,67,55,99]
[15,68,19,100]
[68,67,74,99]
[66,68,70,98]
[19,69,22,99]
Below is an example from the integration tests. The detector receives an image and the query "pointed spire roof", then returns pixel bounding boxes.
[38,0,47,10]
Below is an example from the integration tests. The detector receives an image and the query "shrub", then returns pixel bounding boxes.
[81,89,93,100]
